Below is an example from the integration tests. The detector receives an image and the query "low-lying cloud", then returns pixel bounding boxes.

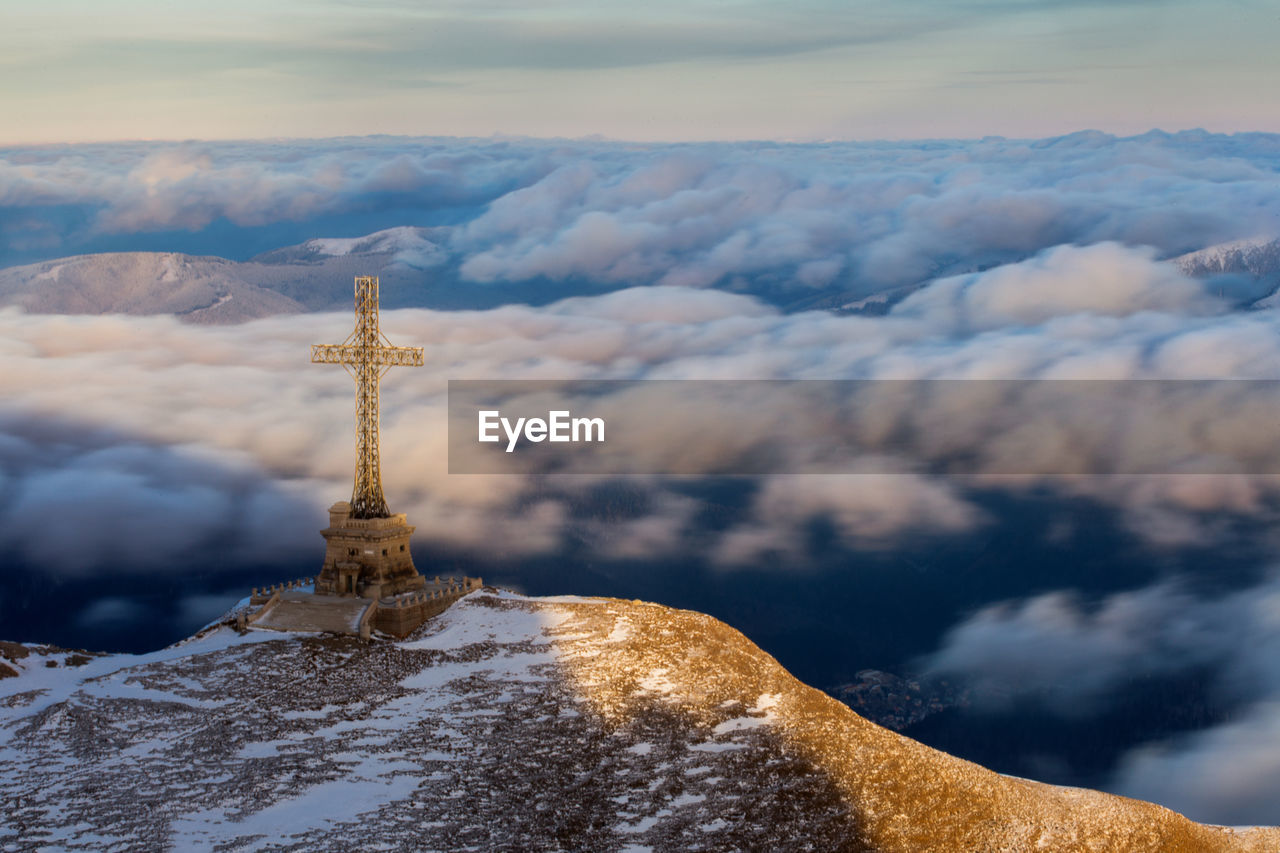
[3,132,1280,304]
[922,580,1280,713]
[1112,699,1280,827]
[892,242,1223,331]
[2,248,1280,580]
[920,575,1280,825]
[0,412,318,575]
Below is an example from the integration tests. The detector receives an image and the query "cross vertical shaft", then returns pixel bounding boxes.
[312,276,423,519]
[352,277,387,518]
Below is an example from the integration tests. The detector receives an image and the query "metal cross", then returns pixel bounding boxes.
[312,276,423,519]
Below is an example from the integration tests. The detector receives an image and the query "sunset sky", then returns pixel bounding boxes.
[4,0,1278,144]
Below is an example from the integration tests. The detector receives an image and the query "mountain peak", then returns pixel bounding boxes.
[254,226,447,271]
[305,226,437,257]
[3,591,1275,850]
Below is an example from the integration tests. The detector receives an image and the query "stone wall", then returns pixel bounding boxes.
[371,577,484,638]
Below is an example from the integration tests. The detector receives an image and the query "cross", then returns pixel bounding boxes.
[312,276,423,519]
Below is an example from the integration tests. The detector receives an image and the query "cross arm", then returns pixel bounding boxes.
[311,344,425,366]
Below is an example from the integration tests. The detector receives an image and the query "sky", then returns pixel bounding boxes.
[5,0,1280,830]
[3,0,1279,144]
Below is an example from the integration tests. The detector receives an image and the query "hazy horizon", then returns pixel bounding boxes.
[5,1,1279,145]
[4,125,1273,148]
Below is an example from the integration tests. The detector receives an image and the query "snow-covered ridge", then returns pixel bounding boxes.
[0,226,452,324]
[0,251,306,324]
[1174,237,1280,278]
[2,591,1277,851]
[302,226,445,270]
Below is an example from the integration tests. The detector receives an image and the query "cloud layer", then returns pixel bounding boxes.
[921,575,1280,825]
[4,133,1280,304]
[3,243,1280,575]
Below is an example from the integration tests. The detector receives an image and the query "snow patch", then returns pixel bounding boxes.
[712,715,770,735]
[303,227,445,270]
[637,668,677,697]
[607,621,633,643]
[752,693,781,714]
[400,599,570,653]
[34,263,66,283]
[170,754,421,847]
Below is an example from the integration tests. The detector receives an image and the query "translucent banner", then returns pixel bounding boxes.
[447,379,1280,476]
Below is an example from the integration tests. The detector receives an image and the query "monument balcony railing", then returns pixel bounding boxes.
[325,514,410,532]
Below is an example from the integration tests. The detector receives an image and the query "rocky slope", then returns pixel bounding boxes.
[2,591,1278,851]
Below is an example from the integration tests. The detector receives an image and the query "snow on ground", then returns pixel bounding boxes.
[0,623,282,745]
[2,590,1277,852]
[0,591,853,851]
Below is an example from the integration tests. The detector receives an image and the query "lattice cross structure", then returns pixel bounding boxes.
[312,276,423,519]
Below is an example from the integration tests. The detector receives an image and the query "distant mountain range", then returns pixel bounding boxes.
[3,230,1279,324]
[0,225,923,322]
[3,590,1276,850]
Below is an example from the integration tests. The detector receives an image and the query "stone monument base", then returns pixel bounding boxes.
[315,501,426,600]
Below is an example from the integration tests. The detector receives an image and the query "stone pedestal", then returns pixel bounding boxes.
[316,501,426,599]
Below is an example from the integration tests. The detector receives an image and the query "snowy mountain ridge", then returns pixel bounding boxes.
[1174,236,1280,278]
[301,226,446,270]
[9,229,1280,325]
[3,590,1277,851]
[0,252,307,324]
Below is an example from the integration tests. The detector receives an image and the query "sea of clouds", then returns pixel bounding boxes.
[3,131,1280,823]
[3,130,1279,300]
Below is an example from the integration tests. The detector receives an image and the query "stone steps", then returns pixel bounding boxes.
[252,591,371,635]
